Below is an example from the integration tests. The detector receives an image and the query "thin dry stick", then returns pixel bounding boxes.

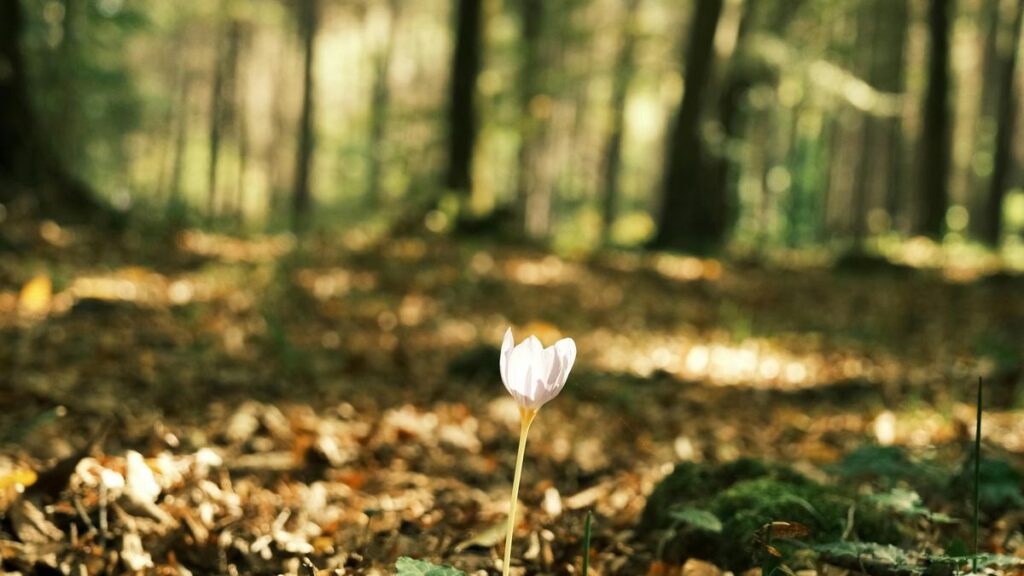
[503,407,537,576]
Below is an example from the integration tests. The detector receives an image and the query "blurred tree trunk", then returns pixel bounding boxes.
[983,0,1024,246]
[650,0,725,252]
[231,21,248,224]
[968,0,1002,238]
[916,0,953,237]
[853,0,907,244]
[516,0,545,237]
[0,0,103,221]
[58,0,81,169]
[881,0,910,234]
[599,0,641,245]
[703,1,756,247]
[366,0,400,208]
[168,65,191,211]
[267,52,289,214]
[292,0,318,231]
[445,0,482,202]
[207,21,229,220]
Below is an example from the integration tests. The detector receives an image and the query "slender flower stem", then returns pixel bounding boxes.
[502,407,537,576]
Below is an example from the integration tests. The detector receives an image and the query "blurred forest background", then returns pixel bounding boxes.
[4,0,1024,574]
[4,0,1024,257]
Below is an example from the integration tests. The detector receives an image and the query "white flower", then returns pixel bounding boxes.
[499,328,576,410]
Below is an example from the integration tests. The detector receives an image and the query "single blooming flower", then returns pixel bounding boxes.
[499,327,576,576]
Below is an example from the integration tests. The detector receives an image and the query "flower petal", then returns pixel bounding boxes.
[552,338,576,388]
[499,327,515,388]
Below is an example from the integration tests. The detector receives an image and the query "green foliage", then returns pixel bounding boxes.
[640,457,810,534]
[23,0,149,192]
[667,507,723,534]
[929,553,1024,570]
[832,445,946,491]
[861,488,957,524]
[641,457,978,571]
[394,557,466,576]
[815,542,1023,574]
[951,456,1024,515]
[814,542,922,574]
[642,459,848,570]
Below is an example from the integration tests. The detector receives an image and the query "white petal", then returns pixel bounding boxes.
[506,336,535,398]
[542,346,562,389]
[524,336,545,404]
[552,338,576,388]
[499,327,514,388]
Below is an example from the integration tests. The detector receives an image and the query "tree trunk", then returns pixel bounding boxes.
[916,0,954,237]
[983,0,1024,246]
[515,0,548,238]
[168,65,191,211]
[366,0,399,208]
[292,0,318,231]
[231,22,248,224]
[599,0,641,245]
[207,21,228,220]
[880,0,910,234]
[445,0,482,201]
[0,0,102,221]
[650,0,725,252]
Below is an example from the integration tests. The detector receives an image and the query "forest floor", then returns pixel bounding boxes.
[1,216,1023,575]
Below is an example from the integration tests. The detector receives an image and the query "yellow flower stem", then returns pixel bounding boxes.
[502,407,537,576]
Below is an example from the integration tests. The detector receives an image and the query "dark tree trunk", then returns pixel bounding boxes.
[0,0,103,221]
[916,0,953,237]
[599,0,640,245]
[650,0,725,252]
[292,0,318,231]
[983,0,1024,246]
[881,0,910,233]
[445,0,482,200]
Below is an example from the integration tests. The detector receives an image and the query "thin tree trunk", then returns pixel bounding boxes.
[233,22,248,224]
[366,0,400,208]
[599,0,641,245]
[168,66,191,210]
[916,0,954,237]
[292,0,318,231]
[650,0,725,252]
[445,0,482,201]
[984,0,1024,245]
[207,22,228,221]
[515,0,549,237]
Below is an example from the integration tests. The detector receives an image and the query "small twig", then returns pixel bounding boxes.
[582,510,593,576]
[973,377,983,574]
[73,496,97,535]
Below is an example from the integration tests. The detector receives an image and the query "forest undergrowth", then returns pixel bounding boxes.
[1,216,1023,575]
